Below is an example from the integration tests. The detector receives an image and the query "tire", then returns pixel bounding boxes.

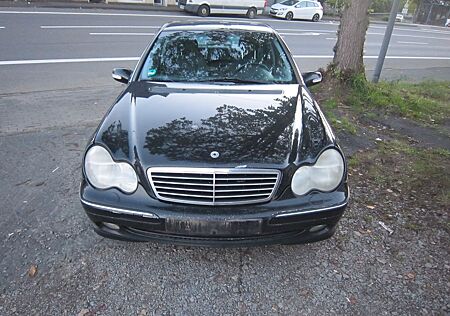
[312,13,320,22]
[285,11,293,21]
[198,4,210,17]
[246,7,257,19]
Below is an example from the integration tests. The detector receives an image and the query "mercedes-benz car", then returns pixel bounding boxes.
[80,21,348,246]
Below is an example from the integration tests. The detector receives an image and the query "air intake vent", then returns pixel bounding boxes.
[147,168,281,206]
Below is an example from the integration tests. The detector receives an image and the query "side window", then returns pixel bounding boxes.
[296,1,307,8]
[307,2,316,7]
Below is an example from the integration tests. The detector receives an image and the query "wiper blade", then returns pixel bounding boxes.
[197,78,268,84]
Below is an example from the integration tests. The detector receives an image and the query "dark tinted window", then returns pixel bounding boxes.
[140,30,297,84]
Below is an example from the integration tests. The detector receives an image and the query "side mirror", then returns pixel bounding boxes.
[302,71,323,87]
[112,68,132,84]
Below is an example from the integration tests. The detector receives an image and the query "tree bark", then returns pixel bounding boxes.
[333,0,372,77]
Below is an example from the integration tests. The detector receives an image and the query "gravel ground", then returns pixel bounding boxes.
[0,85,449,315]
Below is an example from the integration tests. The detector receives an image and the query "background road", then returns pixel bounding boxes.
[0,7,449,315]
[0,8,449,93]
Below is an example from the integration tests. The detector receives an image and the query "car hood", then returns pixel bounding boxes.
[271,3,290,9]
[95,81,327,169]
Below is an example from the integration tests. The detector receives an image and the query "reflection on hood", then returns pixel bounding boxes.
[144,97,296,163]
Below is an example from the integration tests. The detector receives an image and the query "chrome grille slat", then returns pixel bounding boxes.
[214,182,276,187]
[155,186,214,193]
[214,193,272,198]
[147,167,281,206]
[152,180,213,186]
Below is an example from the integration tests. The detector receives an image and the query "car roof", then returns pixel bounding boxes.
[161,21,275,33]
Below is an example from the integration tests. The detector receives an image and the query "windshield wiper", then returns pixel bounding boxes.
[196,78,269,84]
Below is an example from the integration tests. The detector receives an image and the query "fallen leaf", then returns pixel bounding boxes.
[77,308,90,316]
[346,296,357,304]
[366,205,375,210]
[28,265,38,278]
[406,272,416,280]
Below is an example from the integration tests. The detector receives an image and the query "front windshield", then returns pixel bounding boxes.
[139,30,297,84]
[281,0,298,5]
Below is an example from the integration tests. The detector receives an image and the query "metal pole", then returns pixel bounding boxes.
[372,0,401,83]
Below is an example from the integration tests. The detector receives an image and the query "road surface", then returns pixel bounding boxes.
[0,8,449,93]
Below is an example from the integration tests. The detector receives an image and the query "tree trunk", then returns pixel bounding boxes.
[332,0,372,77]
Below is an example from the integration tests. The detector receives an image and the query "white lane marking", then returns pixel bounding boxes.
[41,25,161,29]
[0,26,5,29]
[0,55,449,66]
[280,32,322,36]
[89,32,155,36]
[276,28,335,33]
[0,57,139,66]
[370,24,450,35]
[368,32,450,41]
[397,41,428,45]
[292,55,450,60]
[0,10,190,18]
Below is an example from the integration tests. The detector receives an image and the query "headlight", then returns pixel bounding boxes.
[291,149,344,196]
[84,146,138,193]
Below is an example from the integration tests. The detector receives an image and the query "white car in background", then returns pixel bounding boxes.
[178,0,266,18]
[270,0,323,21]
[396,13,404,22]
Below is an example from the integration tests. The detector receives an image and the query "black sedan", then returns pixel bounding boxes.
[80,21,349,246]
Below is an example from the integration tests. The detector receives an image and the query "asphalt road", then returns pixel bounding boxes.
[0,8,449,93]
[0,7,449,316]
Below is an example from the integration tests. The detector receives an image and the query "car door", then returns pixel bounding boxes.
[293,1,308,19]
[306,1,319,19]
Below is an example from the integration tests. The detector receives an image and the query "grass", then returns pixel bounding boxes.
[314,74,450,125]
[346,76,450,124]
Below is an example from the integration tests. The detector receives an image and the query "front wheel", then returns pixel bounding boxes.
[246,7,257,19]
[312,13,320,22]
[198,4,210,17]
[285,11,293,21]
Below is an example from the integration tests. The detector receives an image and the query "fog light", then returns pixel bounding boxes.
[103,222,120,230]
[309,224,326,233]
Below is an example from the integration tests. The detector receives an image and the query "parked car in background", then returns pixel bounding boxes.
[270,0,323,21]
[396,13,404,22]
[80,21,349,246]
[178,0,266,18]
[445,18,450,27]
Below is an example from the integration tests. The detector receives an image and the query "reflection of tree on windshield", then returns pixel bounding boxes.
[140,31,294,83]
[144,97,297,163]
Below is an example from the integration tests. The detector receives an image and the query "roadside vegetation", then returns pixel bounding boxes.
[313,74,450,234]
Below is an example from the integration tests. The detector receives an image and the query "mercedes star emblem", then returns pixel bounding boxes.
[210,151,220,159]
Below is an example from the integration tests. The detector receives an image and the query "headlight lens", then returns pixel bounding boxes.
[291,149,344,196]
[84,146,138,193]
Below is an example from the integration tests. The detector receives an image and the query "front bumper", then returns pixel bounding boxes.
[80,180,348,246]
[270,9,287,18]
[178,3,199,13]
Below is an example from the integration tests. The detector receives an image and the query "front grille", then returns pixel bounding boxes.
[147,168,281,206]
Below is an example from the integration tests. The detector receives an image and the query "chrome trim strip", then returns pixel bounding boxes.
[80,198,159,219]
[147,167,281,206]
[274,201,348,218]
